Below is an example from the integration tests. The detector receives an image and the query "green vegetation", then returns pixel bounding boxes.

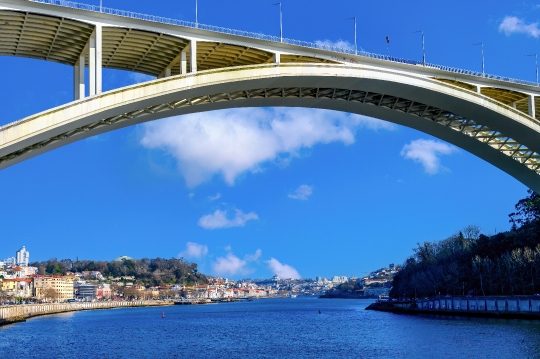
[31,257,208,287]
[391,190,540,299]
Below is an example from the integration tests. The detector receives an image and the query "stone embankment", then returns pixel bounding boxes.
[0,300,172,327]
[366,296,540,320]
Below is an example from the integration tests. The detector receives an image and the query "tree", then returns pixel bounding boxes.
[42,288,59,302]
[124,286,139,300]
[509,189,540,227]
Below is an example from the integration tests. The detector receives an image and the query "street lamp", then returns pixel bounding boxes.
[346,17,357,55]
[195,0,198,28]
[527,54,538,86]
[99,0,102,13]
[413,30,426,66]
[472,42,484,77]
[272,2,283,42]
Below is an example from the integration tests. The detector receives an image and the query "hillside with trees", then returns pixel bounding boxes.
[391,190,540,299]
[30,257,208,287]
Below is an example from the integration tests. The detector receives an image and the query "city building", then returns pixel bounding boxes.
[25,266,38,277]
[97,284,111,300]
[1,257,16,266]
[33,276,74,302]
[16,246,30,267]
[77,284,97,301]
[332,276,348,284]
[12,266,25,278]
[3,278,33,298]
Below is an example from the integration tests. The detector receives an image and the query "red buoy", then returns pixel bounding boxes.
[162,312,164,318]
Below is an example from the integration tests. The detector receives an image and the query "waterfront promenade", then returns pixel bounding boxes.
[0,300,172,326]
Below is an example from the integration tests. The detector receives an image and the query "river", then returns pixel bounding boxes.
[1,298,539,358]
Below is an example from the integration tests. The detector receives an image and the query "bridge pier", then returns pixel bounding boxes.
[528,95,536,118]
[73,55,85,100]
[181,48,188,74]
[189,40,197,73]
[89,24,103,96]
[73,24,102,99]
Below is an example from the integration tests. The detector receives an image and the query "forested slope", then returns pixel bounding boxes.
[391,190,540,298]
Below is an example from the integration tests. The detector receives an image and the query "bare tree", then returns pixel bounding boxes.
[42,288,59,302]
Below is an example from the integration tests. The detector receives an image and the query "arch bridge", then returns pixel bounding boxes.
[1,0,540,192]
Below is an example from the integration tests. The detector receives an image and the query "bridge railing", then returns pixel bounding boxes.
[27,0,540,88]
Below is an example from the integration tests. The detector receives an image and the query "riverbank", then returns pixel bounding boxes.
[366,295,540,320]
[0,300,173,327]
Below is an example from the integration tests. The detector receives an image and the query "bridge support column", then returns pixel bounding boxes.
[273,53,280,63]
[189,40,197,73]
[528,95,536,118]
[89,25,102,96]
[181,49,187,74]
[73,55,85,100]
[475,86,482,94]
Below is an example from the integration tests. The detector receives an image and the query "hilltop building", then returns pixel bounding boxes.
[16,246,30,267]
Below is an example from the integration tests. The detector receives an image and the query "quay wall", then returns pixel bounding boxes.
[0,301,171,326]
[367,296,540,319]
[416,296,540,313]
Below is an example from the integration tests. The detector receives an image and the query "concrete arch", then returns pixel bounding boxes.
[1,63,540,191]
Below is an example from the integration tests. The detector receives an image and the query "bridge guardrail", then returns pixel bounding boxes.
[27,0,540,88]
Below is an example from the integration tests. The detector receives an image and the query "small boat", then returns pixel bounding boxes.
[290,294,297,298]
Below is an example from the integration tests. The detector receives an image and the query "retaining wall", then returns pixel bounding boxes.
[0,301,169,326]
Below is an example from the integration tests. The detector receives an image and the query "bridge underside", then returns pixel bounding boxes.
[1,7,538,123]
[0,64,539,192]
[0,9,336,79]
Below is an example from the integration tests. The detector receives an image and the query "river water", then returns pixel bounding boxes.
[1,298,539,358]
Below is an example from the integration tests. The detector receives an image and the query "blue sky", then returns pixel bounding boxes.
[0,0,538,279]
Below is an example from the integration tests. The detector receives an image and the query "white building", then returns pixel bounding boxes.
[25,266,38,276]
[1,257,16,266]
[332,276,349,284]
[16,246,30,267]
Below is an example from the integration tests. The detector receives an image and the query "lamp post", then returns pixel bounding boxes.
[527,54,538,86]
[272,2,283,42]
[195,0,198,28]
[346,17,357,55]
[413,30,425,66]
[472,42,484,77]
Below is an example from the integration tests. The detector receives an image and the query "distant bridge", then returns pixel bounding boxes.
[1,0,540,191]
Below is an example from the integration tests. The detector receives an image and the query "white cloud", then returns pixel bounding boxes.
[400,139,457,174]
[211,248,261,277]
[188,192,195,198]
[179,242,208,259]
[266,258,301,279]
[129,73,155,84]
[315,39,354,50]
[141,108,395,187]
[499,16,540,38]
[198,209,258,230]
[288,184,313,200]
[208,193,222,201]
[245,249,262,262]
[212,253,250,276]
